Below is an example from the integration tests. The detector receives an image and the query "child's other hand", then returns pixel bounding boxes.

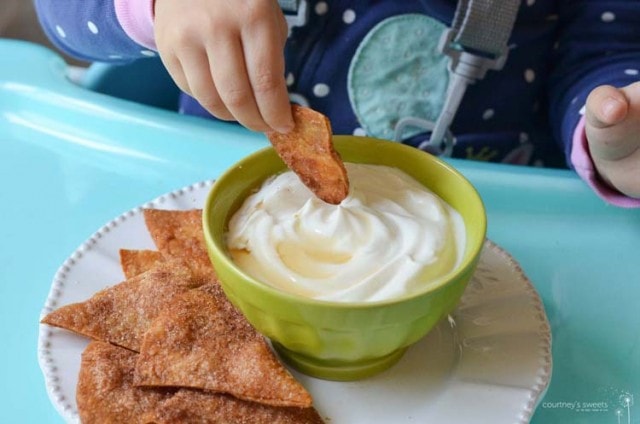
[585,82,640,198]
[154,0,293,133]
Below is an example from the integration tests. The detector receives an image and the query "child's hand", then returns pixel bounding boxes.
[153,0,293,133]
[585,82,640,198]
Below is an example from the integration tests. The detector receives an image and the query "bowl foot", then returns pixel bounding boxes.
[273,343,408,381]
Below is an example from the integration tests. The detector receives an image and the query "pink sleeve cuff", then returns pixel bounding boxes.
[114,0,157,51]
[571,116,640,208]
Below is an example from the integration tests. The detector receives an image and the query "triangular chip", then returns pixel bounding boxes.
[119,249,163,279]
[143,209,217,281]
[41,260,203,352]
[149,387,325,424]
[77,341,173,423]
[78,341,324,424]
[266,104,349,204]
[134,283,313,408]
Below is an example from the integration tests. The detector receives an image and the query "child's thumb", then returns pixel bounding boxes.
[585,85,628,129]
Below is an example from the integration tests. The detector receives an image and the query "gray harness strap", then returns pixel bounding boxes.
[395,0,520,156]
[450,0,519,57]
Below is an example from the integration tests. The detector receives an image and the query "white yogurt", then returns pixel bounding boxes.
[226,163,465,302]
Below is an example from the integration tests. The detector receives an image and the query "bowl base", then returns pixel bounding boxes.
[273,343,408,381]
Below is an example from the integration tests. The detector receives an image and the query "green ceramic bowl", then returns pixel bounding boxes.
[203,136,486,381]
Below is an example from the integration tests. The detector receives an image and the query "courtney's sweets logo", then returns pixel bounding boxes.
[541,401,608,412]
[541,391,635,423]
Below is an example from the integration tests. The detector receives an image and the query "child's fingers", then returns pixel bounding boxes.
[586,83,640,197]
[586,84,639,161]
[158,51,191,99]
[242,13,293,134]
[585,85,628,129]
[178,48,234,121]
[207,34,271,132]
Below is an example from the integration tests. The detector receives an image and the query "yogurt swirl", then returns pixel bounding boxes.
[226,163,465,302]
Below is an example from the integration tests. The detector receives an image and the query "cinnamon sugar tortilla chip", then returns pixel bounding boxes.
[119,249,163,279]
[149,387,325,424]
[266,104,349,204]
[41,260,203,352]
[79,341,324,424]
[142,209,216,280]
[77,341,173,423]
[135,283,313,408]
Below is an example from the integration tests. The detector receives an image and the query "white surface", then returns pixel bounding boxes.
[38,180,552,424]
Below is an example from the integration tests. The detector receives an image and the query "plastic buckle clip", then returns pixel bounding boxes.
[415,29,510,154]
[281,0,309,35]
[438,28,509,79]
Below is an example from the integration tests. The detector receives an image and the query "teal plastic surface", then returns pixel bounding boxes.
[1,39,639,423]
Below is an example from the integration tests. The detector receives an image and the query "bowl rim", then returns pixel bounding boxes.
[203,136,487,309]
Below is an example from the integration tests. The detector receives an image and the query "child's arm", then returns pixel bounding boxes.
[34,0,294,133]
[33,0,154,63]
[549,1,640,206]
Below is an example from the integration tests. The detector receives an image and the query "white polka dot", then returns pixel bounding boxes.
[601,12,615,22]
[571,96,578,104]
[87,21,98,34]
[353,127,367,136]
[482,109,495,120]
[288,93,309,106]
[579,105,586,115]
[315,2,328,15]
[520,132,529,143]
[55,25,66,38]
[108,54,123,60]
[141,50,156,57]
[526,0,535,5]
[313,83,330,97]
[524,69,536,83]
[286,72,295,86]
[343,9,356,24]
[624,69,639,76]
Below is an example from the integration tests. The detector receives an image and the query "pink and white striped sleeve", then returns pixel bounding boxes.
[114,0,157,50]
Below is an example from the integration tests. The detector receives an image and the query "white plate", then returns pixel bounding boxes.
[38,181,552,424]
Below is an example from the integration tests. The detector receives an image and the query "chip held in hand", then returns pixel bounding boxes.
[266,105,350,205]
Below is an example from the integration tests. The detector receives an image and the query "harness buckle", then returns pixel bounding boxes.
[280,0,309,34]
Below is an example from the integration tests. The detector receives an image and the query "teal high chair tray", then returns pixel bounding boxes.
[1,39,638,423]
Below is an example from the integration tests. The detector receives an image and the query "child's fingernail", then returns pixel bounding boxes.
[277,123,294,134]
[602,97,622,119]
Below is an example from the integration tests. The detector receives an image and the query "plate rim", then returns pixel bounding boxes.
[478,239,553,421]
